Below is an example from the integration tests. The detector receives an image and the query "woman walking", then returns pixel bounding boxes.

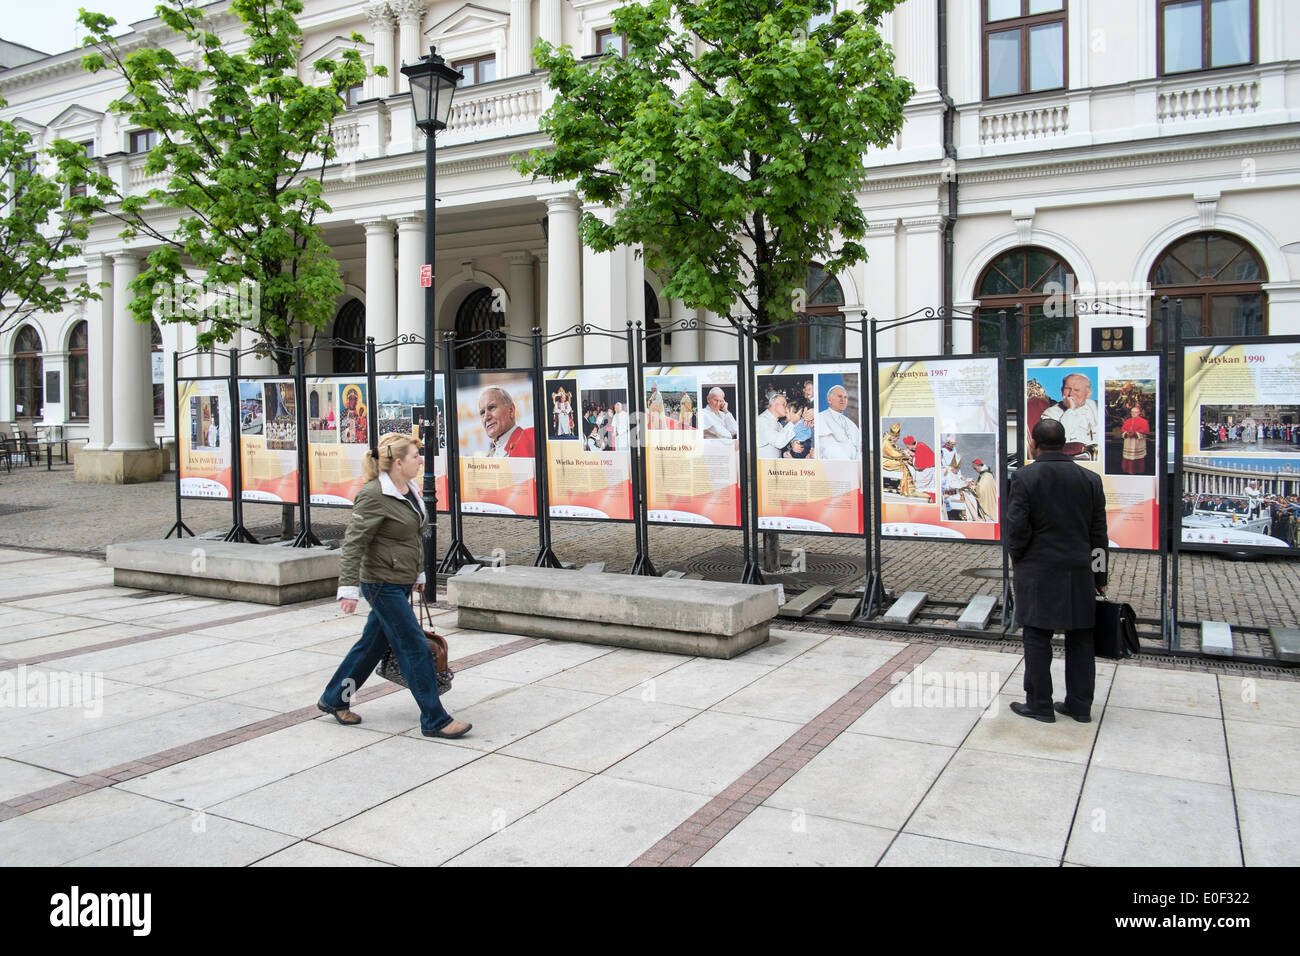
[318,432,471,738]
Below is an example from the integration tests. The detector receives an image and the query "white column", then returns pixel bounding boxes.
[537,250,549,334]
[581,204,628,365]
[509,0,533,76]
[903,217,945,355]
[39,348,67,427]
[239,326,275,375]
[0,357,13,422]
[365,2,397,99]
[542,192,582,366]
[108,252,153,450]
[620,245,642,366]
[863,222,898,358]
[394,0,424,93]
[841,306,865,361]
[903,0,938,95]
[668,299,697,363]
[395,214,426,370]
[538,0,562,47]
[504,251,535,369]
[84,253,113,450]
[703,309,732,361]
[362,218,398,371]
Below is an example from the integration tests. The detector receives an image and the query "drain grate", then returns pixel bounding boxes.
[0,504,48,517]
[681,546,865,587]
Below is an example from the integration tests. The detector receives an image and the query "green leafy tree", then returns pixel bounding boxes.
[519,0,912,571]
[0,99,97,336]
[61,0,380,371]
[517,0,913,328]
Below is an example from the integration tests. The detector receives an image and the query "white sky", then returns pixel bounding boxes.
[5,1,164,57]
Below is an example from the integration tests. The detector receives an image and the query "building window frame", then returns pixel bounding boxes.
[974,246,1079,354]
[594,28,627,57]
[342,82,366,109]
[982,0,1068,100]
[452,54,497,87]
[151,321,165,421]
[1156,0,1256,77]
[13,324,44,422]
[756,264,846,362]
[1149,231,1268,342]
[129,129,158,154]
[69,320,89,420]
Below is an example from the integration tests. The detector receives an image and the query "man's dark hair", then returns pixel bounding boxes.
[1032,418,1066,451]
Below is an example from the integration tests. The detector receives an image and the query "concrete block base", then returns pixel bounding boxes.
[75,448,167,484]
[458,607,769,660]
[112,569,336,606]
[448,566,779,660]
[107,539,340,606]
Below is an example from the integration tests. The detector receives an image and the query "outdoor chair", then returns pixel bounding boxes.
[0,436,11,474]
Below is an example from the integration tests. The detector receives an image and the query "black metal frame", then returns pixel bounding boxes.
[539,359,637,527]
[866,307,1009,626]
[438,326,540,571]
[293,357,371,512]
[1169,317,1300,657]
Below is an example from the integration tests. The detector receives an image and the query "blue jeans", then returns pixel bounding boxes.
[321,582,452,735]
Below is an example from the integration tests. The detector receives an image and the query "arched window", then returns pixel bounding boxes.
[13,325,43,420]
[151,321,165,420]
[1150,232,1267,343]
[758,263,845,361]
[455,287,506,370]
[975,246,1076,355]
[333,298,366,373]
[644,282,662,364]
[69,321,89,420]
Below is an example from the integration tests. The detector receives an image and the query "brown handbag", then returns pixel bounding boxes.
[376,590,453,694]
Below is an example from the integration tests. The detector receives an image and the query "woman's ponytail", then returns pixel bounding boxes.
[362,432,424,483]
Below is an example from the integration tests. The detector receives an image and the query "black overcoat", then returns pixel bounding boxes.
[1004,452,1109,630]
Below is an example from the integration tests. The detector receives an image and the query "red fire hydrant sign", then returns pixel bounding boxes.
[420,264,432,287]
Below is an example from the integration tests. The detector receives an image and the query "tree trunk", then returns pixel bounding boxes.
[272,333,297,540]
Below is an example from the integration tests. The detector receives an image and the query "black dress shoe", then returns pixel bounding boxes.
[1010,701,1055,723]
[1054,702,1091,723]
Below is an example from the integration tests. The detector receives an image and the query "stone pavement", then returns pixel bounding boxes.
[1,547,1297,867]
[3,466,1299,658]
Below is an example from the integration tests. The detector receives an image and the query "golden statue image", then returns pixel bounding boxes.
[881,422,921,498]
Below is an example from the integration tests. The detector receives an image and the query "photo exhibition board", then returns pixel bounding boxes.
[877,356,1002,541]
[178,379,234,500]
[305,377,369,506]
[643,363,742,528]
[455,370,538,517]
[376,373,449,513]
[542,365,634,521]
[1181,340,1300,553]
[1024,353,1162,551]
[237,377,300,504]
[753,362,864,535]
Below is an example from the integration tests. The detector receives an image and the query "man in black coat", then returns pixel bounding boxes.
[1005,418,1109,722]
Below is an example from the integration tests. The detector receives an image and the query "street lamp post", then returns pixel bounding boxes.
[402,47,463,598]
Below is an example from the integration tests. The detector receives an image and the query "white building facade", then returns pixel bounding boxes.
[1,0,1298,480]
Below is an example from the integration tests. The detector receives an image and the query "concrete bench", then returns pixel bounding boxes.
[446,566,779,659]
[106,539,340,606]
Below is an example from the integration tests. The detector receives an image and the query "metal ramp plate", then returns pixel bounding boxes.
[884,591,928,624]
[778,584,836,619]
[1268,627,1300,663]
[579,562,606,574]
[661,570,686,579]
[956,595,998,630]
[1200,621,1234,657]
[455,564,481,575]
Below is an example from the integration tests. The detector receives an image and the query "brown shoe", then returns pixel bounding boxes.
[423,719,471,739]
[318,699,362,725]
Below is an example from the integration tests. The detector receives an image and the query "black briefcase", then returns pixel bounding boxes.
[1094,600,1140,659]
